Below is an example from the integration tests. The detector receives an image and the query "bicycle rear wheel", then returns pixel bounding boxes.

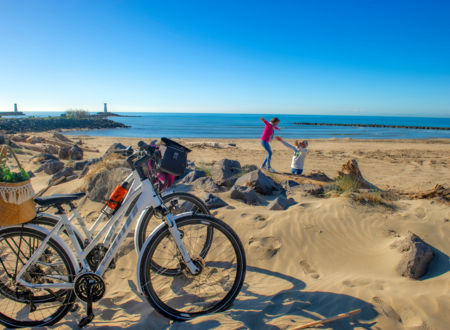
[138,215,246,320]
[135,192,211,252]
[0,226,76,328]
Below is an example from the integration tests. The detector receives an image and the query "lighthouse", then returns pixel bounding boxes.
[104,103,107,113]
[14,104,18,113]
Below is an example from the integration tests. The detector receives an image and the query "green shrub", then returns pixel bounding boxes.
[0,165,29,183]
[330,175,360,193]
[65,109,90,119]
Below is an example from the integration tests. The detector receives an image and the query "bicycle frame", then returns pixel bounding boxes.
[16,169,200,291]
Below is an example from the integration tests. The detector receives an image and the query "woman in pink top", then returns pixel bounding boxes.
[260,117,280,172]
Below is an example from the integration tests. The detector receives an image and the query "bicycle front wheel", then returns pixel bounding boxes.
[0,226,76,328]
[138,215,246,320]
[135,192,211,252]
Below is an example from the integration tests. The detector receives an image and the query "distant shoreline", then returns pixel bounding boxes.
[294,122,450,130]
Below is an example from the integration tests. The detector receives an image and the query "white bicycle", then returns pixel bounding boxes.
[0,139,246,328]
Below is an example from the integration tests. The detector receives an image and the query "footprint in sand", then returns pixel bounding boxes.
[372,296,402,323]
[299,259,320,279]
[248,236,282,258]
[342,278,370,287]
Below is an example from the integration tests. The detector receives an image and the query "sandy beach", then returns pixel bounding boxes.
[12,134,450,329]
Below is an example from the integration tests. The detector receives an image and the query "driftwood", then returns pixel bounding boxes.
[337,159,377,190]
[35,176,66,197]
[400,184,449,204]
[42,138,99,153]
[291,309,361,329]
[53,132,73,143]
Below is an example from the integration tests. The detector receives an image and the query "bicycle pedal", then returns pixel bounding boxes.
[78,313,95,328]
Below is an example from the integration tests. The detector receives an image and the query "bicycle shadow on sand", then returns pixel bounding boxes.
[170,265,378,330]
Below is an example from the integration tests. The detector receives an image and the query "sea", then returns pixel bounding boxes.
[22,112,450,140]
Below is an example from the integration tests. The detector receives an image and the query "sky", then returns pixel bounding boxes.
[0,0,449,116]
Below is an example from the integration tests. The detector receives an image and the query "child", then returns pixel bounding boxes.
[275,136,308,175]
[260,117,280,172]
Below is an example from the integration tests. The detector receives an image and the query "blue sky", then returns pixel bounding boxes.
[0,0,449,116]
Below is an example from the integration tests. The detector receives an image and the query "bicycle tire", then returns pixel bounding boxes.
[135,192,211,252]
[138,214,246,321]
[0,226,76,328]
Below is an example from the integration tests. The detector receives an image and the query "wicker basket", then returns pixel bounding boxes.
[0,146,36,226]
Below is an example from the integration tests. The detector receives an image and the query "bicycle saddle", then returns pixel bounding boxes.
[34,192,85,206]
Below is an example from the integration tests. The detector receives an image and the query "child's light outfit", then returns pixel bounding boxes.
[280,140,307,175]
[261,120,279,169]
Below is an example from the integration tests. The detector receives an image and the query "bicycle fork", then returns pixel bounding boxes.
[165,213,200,275]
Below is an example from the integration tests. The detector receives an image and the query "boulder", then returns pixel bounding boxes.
[234,170,280,195]
[58,146,71,160]
[103,143,127,158]
[181,169,206,184]
[193,177,222,193]
[202,193,228,209]
[268,196,297,210]
[230,185,265,205]
[395,232,434,279]
[73,160,89,171]
[49,167,75,185]
[86,167,130,202]
[69,144,83,160]
[41,160,65,175]
[282,180,300,190]
[42,144,59,154]
[211,159,241,187]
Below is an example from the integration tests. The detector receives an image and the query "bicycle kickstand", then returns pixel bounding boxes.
[78,280,96,328]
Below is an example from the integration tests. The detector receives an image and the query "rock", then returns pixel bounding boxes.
[268,196,297,210]
[103,143,127,158]
[79,165,90,178]
[211,159,241,187]
[69,144,83,160]
[73,160,89,171]
[230,185,265,205]
[42,144,59,154]
[30,153,59,164]
[193,177,222,193]
[396,232,434,279]
[86,167,130,202]
[0,135,4,144]
[202,193,228,209]
[42,160,65,175]
[181,169,206,183]
[58,146,71,160]
[49,167,75,185]
[282,180,300,189]
[242,164,258,172]
[26,135,42,144]
[305,170,332,182]
[234,170,280,195]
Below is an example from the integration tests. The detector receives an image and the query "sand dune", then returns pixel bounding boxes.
[12,135,450,329]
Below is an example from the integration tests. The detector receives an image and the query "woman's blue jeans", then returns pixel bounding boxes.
[261,140,272,168]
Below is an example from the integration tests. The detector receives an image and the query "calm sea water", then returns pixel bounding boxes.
[24,112,450,139]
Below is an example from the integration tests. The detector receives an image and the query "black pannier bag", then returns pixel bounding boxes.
[158,137,191,176]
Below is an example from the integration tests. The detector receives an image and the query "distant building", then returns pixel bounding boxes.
[104,103,107,113]
[14,104,17,113]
